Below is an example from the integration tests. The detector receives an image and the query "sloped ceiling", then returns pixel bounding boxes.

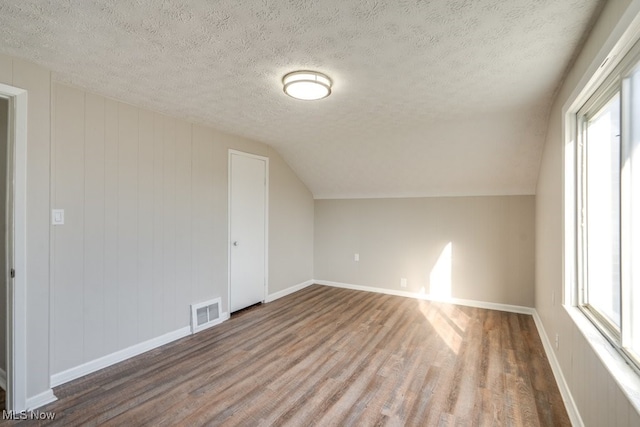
[0,0,603,198]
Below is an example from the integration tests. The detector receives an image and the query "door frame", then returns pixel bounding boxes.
[227,149,269,313]
[0,83,28,412]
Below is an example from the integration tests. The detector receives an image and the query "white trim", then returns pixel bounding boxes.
[563,0,640,117]
[25,389,57,411]
[0,83,28,413]
[191,312,229,334]
[50,326,192,387]
[563,2,640,308]
[0,367,5,390]
[532,311,584,427]
[190,297,226,334]
[315,280,535,315]
[265,280,314,303]
[227,149,269,313]
[190,312,229,334]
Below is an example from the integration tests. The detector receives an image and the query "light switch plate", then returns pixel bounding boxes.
[52,209,64,225]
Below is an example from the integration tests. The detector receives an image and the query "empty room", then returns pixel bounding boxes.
[0,0,639,425]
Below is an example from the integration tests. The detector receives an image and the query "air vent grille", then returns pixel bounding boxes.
[191,297,223,333]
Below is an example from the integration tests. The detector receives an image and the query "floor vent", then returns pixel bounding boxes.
[191,297,223,334]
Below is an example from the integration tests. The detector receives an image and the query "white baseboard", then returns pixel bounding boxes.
[317,280,582,424]
[41,280,581,425]
[192,312,229,334]
[315,280,535,315]
[51,326,192,387]
[0,367,5,390]
[26,388,57,411]
[532,311,584,427]
[266,280,314,303]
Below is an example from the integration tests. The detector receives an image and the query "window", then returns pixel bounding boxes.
[575,42,640,368]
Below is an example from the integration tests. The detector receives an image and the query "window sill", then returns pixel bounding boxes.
[565,304,640,413]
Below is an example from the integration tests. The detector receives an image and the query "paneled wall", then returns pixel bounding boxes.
[535,0,640,424]
[51,82,314,375]
[0,52,314,401]
[315,196,535,307]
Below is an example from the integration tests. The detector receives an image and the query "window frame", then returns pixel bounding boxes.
[575,78,622,342]
[573,38,640,373]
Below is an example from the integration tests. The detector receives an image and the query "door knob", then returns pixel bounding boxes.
[233,241,239,246]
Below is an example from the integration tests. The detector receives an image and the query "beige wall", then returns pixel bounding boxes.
[0,54,52,401]
[315,196,535,307]
[50,82,314,375]
[269,152,314,293]
[536,0,640,424]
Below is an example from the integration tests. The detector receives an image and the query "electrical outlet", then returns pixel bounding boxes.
[400,278,407,288]
[354,253,359,262]
[555,333,559,350]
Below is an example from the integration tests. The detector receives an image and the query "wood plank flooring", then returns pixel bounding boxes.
[2,285,570,426]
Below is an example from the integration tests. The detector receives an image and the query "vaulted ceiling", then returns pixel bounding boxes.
[0,0,603,198]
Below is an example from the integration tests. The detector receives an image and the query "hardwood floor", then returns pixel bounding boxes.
[3,285,569,426]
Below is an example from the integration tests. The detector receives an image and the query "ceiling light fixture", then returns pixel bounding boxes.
[282,70,332,101]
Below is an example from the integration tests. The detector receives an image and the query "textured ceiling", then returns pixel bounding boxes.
[0,0,603,198]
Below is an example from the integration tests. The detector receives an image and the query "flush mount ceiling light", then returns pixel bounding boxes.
[282,70,332,100]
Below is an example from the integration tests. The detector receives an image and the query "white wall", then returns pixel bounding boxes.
[535,0,640,424]
[315,196,535,307]
[0,54,52,402]
[50,82,314,376]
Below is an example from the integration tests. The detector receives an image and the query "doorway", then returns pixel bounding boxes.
[228,150,268,313]
[0,96,8,410]
[0,96,7,410]
[0,83,28,413]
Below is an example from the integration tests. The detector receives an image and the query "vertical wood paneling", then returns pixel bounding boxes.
[83,93,106,361]
[137,110,155,341]
[53,85,85,372]
[597,363,610,427]
[162,118,177,332]
[628,404,640,427]
[175,121,192,322]
[117,103,139,348]
[590,352,601,425]
[571,333,585,424]
[48,84,313,409]
[103,98,120,354]
[211,135,230,312]
[152,113,165,337]
[191,125,216,302]
[615,386,630,426]
[13,59,52,397]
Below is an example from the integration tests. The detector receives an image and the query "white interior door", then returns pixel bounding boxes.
[229,150,267,313]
